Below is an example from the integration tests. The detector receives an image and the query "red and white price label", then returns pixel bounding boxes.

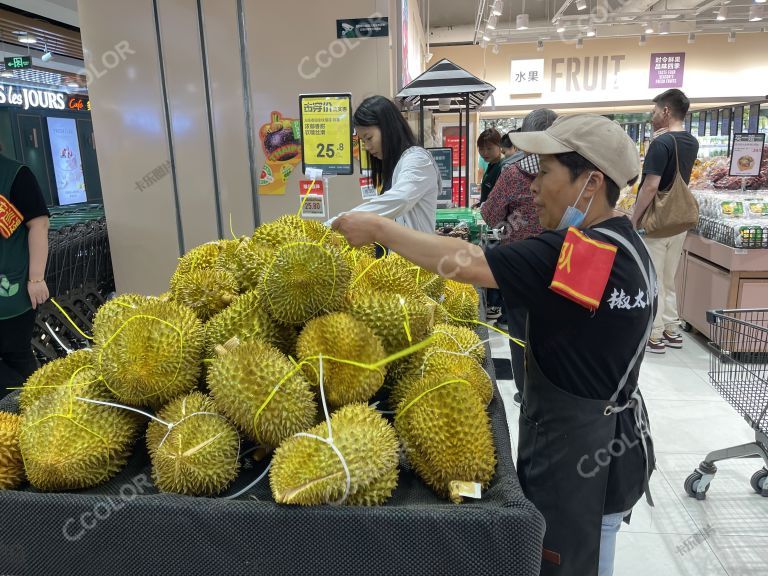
[299,179,325,196]
[360,176,377,200]
[299,179,326,218]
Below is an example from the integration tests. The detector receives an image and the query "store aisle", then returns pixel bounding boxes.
[491,329,768,576]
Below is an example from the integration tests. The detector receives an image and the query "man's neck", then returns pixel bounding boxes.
[667,121,685,132]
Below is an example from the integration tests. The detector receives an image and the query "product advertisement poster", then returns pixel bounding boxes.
[729,134,766,177]
[258,111,302,196]
[46,117,87,205]
[649,53,685,89]
[299,94,353,176]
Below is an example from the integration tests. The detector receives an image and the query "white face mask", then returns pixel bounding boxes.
[556,171,595,230]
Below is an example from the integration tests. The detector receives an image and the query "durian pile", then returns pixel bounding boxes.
[1,215,496,506]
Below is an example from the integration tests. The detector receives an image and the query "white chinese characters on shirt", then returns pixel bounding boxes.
[606,288,649,311]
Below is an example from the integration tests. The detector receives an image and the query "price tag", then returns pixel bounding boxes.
[360,177,377,200]
[728,133,766,177]
[453,481,482,499]
[299,93,353,176]
[299,179,326,219]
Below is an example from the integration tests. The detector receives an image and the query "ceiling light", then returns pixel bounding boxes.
[586,26,596,37]
[0,70,14,78]
[659,21,670,34]
[728,30,736,42]
[438,97,451,112]
[487,14,498,29]
[639,34,647,45]
[688,32,696,43]
[556,25,566,33]
[480,38,488,48]
[491,43,500,54]
[537,39,544,51]
[482,32,491,41]
[717,5,727,21]
[18,33,37,44]
[66,82,79,88]
[576,37,584,48]
[516,14,530,30]
[750,5,764,21]
[756,0,766,4]
[576,0,587,11]
[645,24,655,34]
[492,1,503,16]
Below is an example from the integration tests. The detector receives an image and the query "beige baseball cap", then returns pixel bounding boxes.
[510,113,640,189]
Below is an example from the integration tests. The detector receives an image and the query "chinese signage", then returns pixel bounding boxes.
[443,132,464,168]
[336,17,389,38]
[649,53,685,89]
[427,147,453,203]
[4,56,31,70]
[299,93,353,176]
[259,111,301,196]
[729,134,765,177]
[511,59,545,94]
[0,85,66,111]
[299,179,326,218]
[47,117,87,205]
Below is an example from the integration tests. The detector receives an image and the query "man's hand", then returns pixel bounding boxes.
[332,212,386,247]
[28,280,49,310]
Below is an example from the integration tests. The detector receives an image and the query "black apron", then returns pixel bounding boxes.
[517,227,656,576]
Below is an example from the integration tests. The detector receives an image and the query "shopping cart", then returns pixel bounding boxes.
[684,308,768,500]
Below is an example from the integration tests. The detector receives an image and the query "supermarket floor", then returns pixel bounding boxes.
[490,328,768,576]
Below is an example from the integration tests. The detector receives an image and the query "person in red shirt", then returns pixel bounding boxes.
[481,109,556,400]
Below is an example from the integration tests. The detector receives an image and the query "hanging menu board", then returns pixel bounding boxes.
[427,147,453,204]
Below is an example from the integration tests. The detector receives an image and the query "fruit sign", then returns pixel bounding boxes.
[259,111,302,195]
[299,94,353,176]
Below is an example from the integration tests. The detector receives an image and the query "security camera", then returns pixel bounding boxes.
[41,51,53,62]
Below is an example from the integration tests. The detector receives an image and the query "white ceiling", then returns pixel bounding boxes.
[1,0,79,27]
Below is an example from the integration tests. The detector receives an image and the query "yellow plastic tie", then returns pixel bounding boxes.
[427,295,526,348]
[229,213,237,240]
[297,179,317,217]
[50,298,94,340]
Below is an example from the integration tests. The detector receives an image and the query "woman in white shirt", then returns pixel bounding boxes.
[348,95,440,234]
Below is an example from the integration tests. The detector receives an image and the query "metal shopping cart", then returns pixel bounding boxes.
[684,308,768,500]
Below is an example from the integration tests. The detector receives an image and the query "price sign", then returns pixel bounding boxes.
[358,136,371,174]
[299,179,326,218]
[4,56,31,70]
[728,134,766,177]
[299,93,353,176]
[360,176,377,199]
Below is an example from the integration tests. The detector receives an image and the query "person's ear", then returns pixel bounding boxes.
[584,171,604,198]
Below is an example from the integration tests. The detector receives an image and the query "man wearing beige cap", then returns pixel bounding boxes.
[333,114,656,576]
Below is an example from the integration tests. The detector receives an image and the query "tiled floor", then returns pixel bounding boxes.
[489,328,768,576]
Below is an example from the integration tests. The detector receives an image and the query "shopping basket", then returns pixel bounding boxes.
[684,308,768,500]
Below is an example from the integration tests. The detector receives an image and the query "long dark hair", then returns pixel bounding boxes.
[354,95,417,192]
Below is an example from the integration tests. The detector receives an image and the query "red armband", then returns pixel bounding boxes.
[0,196,23,239]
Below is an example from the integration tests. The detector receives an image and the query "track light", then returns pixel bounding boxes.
[639,34,647,45]
[728,31,736,42]
[586,26,596,37]
[0,70,14,78]
[688,32,696,43]
[576,0,587,10]
[487,14,498,29]
[41,51,52,62]
[645,24,655,34]
[537,39,544,52]
[576,37,584,48]
[482,32,491,41]
[750,5,764,21]
[717,5,727,21]
[556,25,566,33]
[516,14,530,30]
[480,38,488,48]
[18,33,37,44]
[659,21,670,34]
[492,1,503,16]
[491,43,500,54]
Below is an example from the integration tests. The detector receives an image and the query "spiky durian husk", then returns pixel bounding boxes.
[0,412,23,490]
[146,392,240,497]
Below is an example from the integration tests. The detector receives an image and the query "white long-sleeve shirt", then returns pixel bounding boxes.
[345,146,440,234]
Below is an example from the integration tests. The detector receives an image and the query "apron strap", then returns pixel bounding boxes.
[593,227,658,508]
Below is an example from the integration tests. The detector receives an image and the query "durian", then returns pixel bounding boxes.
[169,243,222,293]
[229,238,274,292]
[296,313,386,408]
[428,324,485,364]
[351,254,423,299]
[252,219,308,248]
[171,268,238,321]
[206,339,316,449]
[263,241,350,325]
[20,371,141,491]
[388,253,446,300]
[19,349,95,411]
[146,392,240,496]
[0,412,23,490]
[270,404,399,506]
[95,299,205,408]
[205,290,295,357]
[442,280,480,327]
[395,375,496,503]
[345,292,435,356]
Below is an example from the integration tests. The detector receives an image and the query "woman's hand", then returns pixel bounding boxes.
[28,280,49,310]
[332,212,386,247]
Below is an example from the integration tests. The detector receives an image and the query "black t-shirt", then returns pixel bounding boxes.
[485,216,655,401]
[642,131,699,191]
[9,166,49,222]
[480,160,503,204]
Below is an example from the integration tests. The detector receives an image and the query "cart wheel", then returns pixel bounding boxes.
[680,321,693,333]
[684,471,710,500]
[749,468,768,496]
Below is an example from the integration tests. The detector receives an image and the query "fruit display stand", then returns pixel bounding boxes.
[0,331,546,576]
[676,193,768,334]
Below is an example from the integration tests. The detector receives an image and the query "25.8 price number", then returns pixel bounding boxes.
[315,143,344,158]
